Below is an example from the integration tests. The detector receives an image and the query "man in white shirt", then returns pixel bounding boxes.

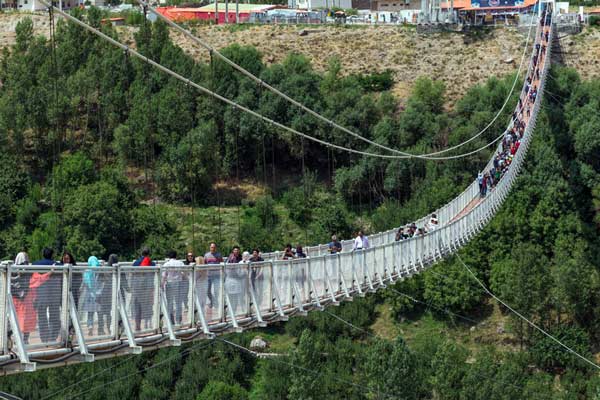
[162,250,185,325]
[353,230,369,250]
[427,214,439,232]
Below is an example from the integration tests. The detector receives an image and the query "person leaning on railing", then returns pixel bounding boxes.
[328,235,342,254]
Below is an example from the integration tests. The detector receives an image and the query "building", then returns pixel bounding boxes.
[0,0,99,11]
[101,17,126,26]
[439,0,538,24]
[372,0,420,12]
[289,0,352,9]
[2,0,48,11]
[155,3,278,23]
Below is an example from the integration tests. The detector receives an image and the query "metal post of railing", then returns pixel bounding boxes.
[60,266,69,346]
[111,265,119,339]
[152,268,160,333]
[219,264,225,324]
[6,295,35,372]
[0,263,8,355]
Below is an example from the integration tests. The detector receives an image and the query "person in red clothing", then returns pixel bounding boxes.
[132,248,155,331]
[12,252,51,344]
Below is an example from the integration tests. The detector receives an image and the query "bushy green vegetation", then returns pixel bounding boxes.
[0,9,599,399]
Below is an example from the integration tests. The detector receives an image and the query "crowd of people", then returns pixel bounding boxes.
[394,214,439,241]
[7,230,374,341]
[477,11,549,199]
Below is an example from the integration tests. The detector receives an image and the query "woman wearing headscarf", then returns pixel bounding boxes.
[11,252,44,345]
[80,256,104,336]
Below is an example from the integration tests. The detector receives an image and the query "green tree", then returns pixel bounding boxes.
[429,340,468,400]
[362,337,421,400]
[490,243,552,345]
[197,381,249,400]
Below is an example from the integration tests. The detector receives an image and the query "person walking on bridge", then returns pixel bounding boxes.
[162,250,185,326]
[33,248,62,343]
[204,242,223,310]
[132,248,155,331]
[352,230,369,251]
[11,252,45,345]
[81,256,104,336]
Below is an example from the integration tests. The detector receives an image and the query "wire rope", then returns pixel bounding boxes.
[454,253,600,371]
[38,3,524,162]
[139,0,536,160]
[59,340,216,400]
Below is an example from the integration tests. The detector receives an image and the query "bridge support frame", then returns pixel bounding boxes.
[6,296,35,372]
[224,291,243,333]
[194,290,215,338]
[323,268,339,306]
[292,283,307,316]
[68,292,95,362]
[249,284,267,327]
[271,279,288,321]
[118,293,142,354]
[160,292,181,346]
[338,270,352,301]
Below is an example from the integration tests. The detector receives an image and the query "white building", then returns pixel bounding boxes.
[4,0,47,11]
[3,0,104,11]
[289,0,352,10]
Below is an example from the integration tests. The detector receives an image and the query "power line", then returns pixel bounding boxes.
[140,0,536,160]
[218,338,400,400]
[386,287,479,324]
[321,299,533,396]
[454,252,600,372]
[42,354,137,399]
[62,340,216,400]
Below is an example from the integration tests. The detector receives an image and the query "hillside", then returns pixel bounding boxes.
[1,12,599,103]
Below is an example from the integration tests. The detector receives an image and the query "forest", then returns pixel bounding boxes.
[0,9,600,399]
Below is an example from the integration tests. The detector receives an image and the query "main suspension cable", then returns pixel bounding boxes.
[139,0,535,159]
[40,3,509,161]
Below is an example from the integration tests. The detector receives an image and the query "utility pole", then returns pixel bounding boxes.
[235,0,239,23]
[225,0,228,24]
[215,0,218,24]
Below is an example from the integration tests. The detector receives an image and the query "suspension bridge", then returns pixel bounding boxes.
[0,2,555,376]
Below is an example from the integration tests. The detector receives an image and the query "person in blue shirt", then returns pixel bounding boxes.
[328,235,342,254]
[32,247,62,343]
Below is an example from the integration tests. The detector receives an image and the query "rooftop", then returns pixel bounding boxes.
[160,3,277,13]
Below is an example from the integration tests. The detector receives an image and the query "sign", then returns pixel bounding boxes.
[470,0,524,7]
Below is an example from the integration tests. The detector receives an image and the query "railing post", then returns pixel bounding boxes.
[0,262,8,355]
[7,295,35,372]
[68,292,95,361]
[60,265,69,346]
[111,264,119,339]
